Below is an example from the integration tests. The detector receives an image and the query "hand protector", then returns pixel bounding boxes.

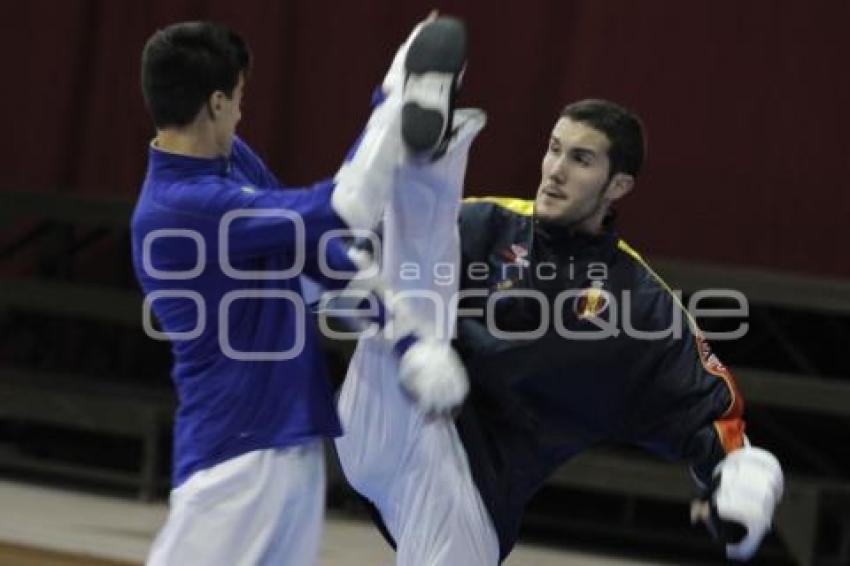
[398,338,469,415]
[698,446,784,561]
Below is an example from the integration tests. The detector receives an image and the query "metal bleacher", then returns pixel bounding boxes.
[1,190,849,564]
[0,191,172,500]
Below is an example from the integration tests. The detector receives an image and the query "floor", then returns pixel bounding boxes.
[0,479,658,565]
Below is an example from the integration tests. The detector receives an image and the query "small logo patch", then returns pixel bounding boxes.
[574,286,609,319]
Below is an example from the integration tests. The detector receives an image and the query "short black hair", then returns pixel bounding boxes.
[560,99,646,178]
[141,21,251,128]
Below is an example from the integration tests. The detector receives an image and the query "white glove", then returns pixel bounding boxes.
[706,446,784,561]
[398,338,469,415]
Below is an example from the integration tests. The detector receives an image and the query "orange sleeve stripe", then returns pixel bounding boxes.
[715,418,746,453]
[699,341,746,453]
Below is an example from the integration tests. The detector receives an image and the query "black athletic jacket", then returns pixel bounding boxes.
[453,198,745,560]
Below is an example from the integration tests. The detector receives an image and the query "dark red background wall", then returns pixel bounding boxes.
[2,0,848,278]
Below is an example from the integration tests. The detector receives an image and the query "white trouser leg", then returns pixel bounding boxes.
[332,94,404,232]
[147,441,325,566]
[336,110,498,565]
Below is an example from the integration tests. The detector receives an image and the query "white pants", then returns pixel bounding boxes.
[336,109,500,566]
[147,441,325,566]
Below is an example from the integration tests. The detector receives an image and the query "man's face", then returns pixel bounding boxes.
[534,117,613,228]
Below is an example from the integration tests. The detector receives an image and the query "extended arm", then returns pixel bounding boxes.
[624,287,782,561]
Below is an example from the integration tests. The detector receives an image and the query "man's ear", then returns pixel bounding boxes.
[207,91,225,120]
[606,173,635,202]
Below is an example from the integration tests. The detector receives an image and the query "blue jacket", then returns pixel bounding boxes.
[131,137,349,486]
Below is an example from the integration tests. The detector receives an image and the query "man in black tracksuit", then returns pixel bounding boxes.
[454,196,742,559]
[346,99,783,564]
[450,100,781,562]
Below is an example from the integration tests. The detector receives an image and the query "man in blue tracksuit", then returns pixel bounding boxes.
[132,18,471,565]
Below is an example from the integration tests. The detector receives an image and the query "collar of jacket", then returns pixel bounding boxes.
[146,141,231,181]
[532,216,619,261]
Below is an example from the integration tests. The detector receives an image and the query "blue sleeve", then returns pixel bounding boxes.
[215,178,347,261]
[302,236,358,291]
[142,176,348,265]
